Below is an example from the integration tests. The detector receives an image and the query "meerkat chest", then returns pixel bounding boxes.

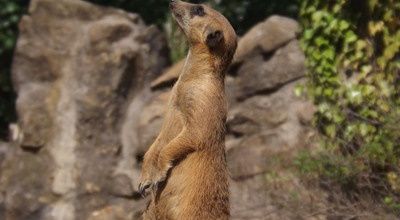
[173,81,195,111]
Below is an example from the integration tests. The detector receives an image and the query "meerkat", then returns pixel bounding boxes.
[138,0,237,219]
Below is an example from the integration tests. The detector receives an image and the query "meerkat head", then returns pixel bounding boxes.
[170,0,237,63]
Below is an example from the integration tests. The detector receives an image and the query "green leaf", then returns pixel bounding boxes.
[338,20,349,31]
[303,29,314,40]
[345,31,357,43]
[368,0,378,12]
[311,11,324,23]
[294,84,304,97]
[322,48,335,60]
[315,36,328,46]
[325,124,337,138]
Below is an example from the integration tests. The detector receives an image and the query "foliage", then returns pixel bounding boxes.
[0,0,28,139]
[299,0,400,213]
[163,15,189,63]
[89,0,170,27]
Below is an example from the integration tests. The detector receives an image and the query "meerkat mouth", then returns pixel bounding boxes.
[170,1,184,23]
[172,12,182,19]
[170,8,185,33]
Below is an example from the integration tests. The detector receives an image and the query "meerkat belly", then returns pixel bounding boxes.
[160,147,229,219]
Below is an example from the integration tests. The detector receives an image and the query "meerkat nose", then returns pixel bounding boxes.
[170,0,175,9]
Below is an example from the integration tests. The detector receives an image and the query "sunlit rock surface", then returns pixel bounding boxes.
[1,0,169,219]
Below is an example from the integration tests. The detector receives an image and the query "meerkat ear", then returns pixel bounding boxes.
[205,28,223,48]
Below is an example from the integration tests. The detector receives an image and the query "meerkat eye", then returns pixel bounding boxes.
[191,5,205,17]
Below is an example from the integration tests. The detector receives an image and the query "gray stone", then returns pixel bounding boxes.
[227,82,315,179]
[234,15,300,64]
[235,40,306,100]
[3,0,169,219]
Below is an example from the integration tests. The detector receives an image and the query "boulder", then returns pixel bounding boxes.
[227,83,314,179]
[2,0,169,219]
[0,142,11,220]
[233,15,300,64]
[234,40,306,100]
[0,142,11,168]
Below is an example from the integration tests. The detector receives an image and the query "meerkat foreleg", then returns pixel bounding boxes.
[139,128,196,194]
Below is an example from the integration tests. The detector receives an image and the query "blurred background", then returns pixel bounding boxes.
[0,0,399,219]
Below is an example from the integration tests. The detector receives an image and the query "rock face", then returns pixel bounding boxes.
[233,40,306,100]
[1,0,318,218]
[1,0,169,219]
[233,16,300,63]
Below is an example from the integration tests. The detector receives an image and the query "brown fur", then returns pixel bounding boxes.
[138,1,237,219]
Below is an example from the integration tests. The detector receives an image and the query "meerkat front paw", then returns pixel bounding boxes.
[138,157,172,196]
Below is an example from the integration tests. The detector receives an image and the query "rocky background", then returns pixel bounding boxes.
[0,0,341,219]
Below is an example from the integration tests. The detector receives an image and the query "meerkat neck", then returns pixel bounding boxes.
[180,46,225,80]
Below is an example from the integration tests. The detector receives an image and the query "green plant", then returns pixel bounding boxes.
[163,15,188,63]
[299,0,400,214]
[88,0,170,26]
[0,0,28,139]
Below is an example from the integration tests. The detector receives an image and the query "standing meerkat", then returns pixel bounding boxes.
[138,0,237,219]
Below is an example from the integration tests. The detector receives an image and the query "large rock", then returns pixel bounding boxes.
[233,15,300,64]
[0,142,12,220]
[1,0,169,219]
[234,40,306,100]
[227,82,314,179]
[0,142,10,168]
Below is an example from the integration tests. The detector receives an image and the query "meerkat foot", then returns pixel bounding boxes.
[138,180,151,197]
[138,163,171,196]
